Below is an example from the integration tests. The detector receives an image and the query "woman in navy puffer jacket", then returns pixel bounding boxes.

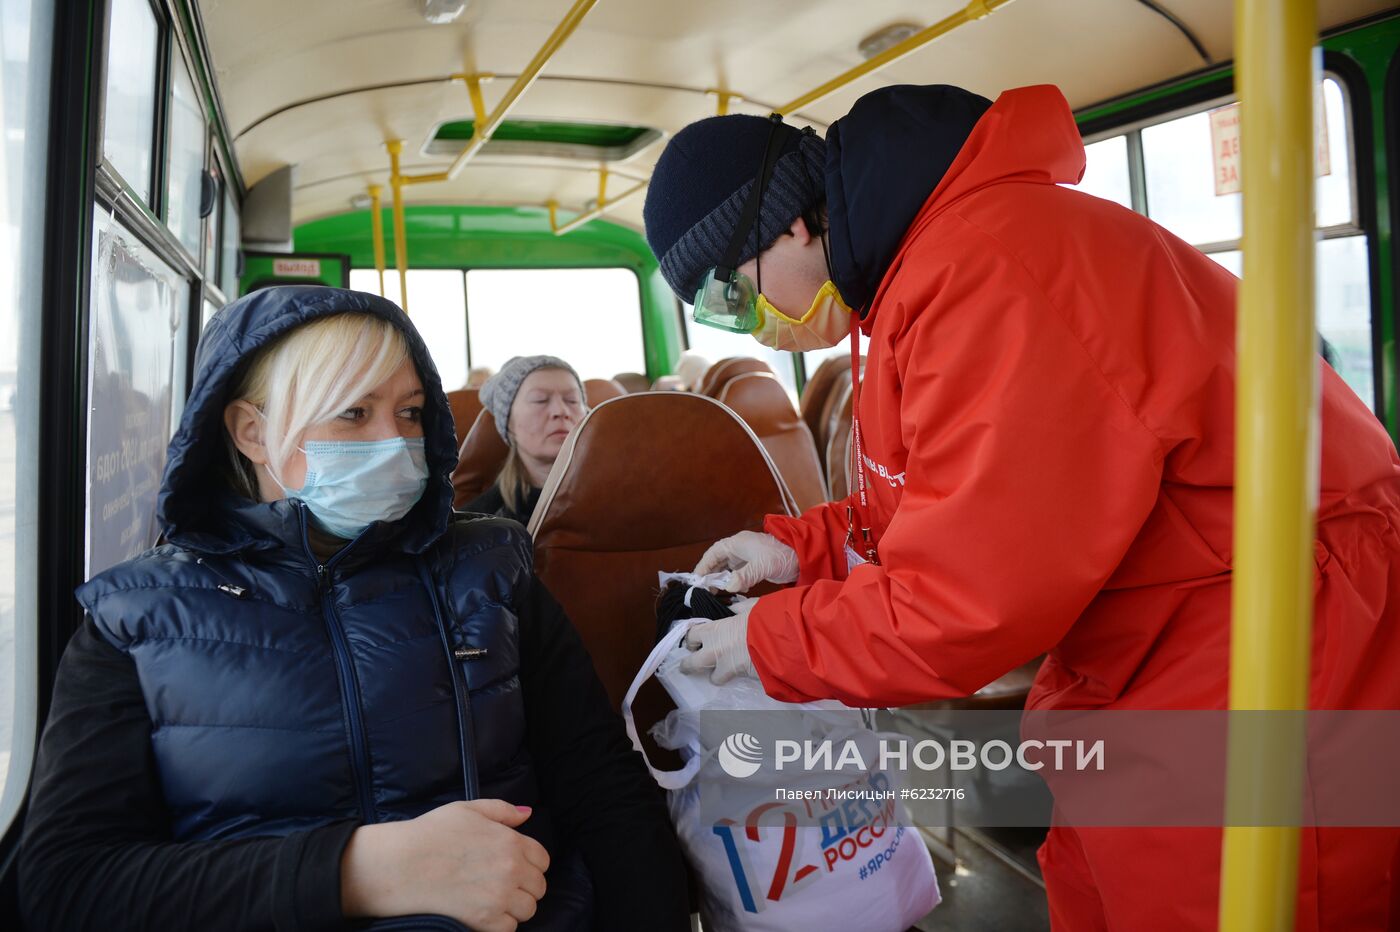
[17,286,689,932]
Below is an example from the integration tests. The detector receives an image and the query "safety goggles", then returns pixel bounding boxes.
[690,114,791,334]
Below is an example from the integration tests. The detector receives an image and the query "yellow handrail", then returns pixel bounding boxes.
[386,140,410,311]
[553,0,1014,235]
[1219,1,1319,930]
[549,179,648,235]
[775,0,1018,115]
[402,0,599,184]
[367,184,386,298]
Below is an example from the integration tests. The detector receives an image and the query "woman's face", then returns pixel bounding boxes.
[228,359,425,500]
[509,368,584,466]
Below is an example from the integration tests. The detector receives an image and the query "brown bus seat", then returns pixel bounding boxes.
[584,378,626,405]
[527,393,798,708]
[800,356,847,456]
[698,356,771,398]
[445,388,483,448]
[825,384,855,500]
[717,372,827,512]
[612,372,650,394]
[452,409,510,508]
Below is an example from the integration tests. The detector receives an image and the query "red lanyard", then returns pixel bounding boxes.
[846,313,878,564]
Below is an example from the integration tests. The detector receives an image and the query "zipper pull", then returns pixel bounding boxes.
[454,647,489,661]
[316,564,329,590]
[217,583,248,598]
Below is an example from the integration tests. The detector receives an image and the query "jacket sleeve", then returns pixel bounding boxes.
[746,227,1166,706]
[763,495,859,584]
[518,579,690,931]
[18,617,358,932]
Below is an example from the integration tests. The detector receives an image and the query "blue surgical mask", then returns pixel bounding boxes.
[282,437,429,539]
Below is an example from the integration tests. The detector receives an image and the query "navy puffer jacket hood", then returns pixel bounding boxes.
[158,284,458,556]
[825,84,992,312]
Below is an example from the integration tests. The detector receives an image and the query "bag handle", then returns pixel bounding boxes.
[622,620,706,791]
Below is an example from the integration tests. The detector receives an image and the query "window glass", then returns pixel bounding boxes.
[219,186,240,299]
[465,268,645,381]
[1206,238,1372,409]
[1315,78,1354,228]
[0,0,55,834]
[166,52,205,259]
[350,269,468,390]
[1073,135,1134,209]
[1143,109,1243,245]
[1316,236,1373,408]
[681,305,799,402]
[86,208,189,576]
[102,0,160,203]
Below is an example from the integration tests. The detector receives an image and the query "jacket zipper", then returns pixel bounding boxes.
[416,559,479,799]
[300,505,378,824]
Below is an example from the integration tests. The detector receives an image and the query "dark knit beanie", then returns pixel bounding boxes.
[643,115,826,303]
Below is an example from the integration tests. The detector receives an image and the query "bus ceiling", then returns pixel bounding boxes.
[197,0,1398,238]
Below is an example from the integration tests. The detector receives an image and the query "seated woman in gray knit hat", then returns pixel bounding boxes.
[467,354,587,524]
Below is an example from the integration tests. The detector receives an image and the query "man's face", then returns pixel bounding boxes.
[735,216,832,321]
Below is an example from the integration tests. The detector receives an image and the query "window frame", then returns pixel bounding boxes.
[1077,54,1385,415]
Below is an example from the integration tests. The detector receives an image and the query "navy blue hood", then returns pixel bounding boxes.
[825,84,992,312]
[158,285,457,556]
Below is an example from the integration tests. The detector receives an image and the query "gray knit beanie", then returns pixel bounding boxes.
[643,115,827,303]
[479,355,585,443]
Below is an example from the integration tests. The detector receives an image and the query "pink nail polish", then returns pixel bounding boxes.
[516,805,532,814]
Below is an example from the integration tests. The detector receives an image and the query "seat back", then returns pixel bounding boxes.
[800,356,847,455]
[584,378,626,406]
[452,409,510,507]
[528,393,798,707]
[825,383,855,500]
[698,356,771,398]
[445,388,483,448]
[718,372,827,512]
[612,372,650,394]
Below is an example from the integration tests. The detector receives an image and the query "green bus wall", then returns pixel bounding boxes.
[1075,13,1400,441]
[294,205,684,379]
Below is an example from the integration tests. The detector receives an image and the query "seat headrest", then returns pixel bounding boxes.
[445,388,483,448]
[799,355,848,444]
[612,372,651,394]
[530,393,798,544]
[719,372,828,511]
[698,356,772,398]
[584,378,626,406]
[452,408,510,507]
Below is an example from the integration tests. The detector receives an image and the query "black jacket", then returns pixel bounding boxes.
[467,482,543,526]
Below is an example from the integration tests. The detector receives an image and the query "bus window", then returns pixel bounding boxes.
[86,210,190,576]
[0,0,55,835]
[466,268,645,382]
[101,0,160,204]
[220,185,240,299]
[681,304,799,401]
[1132,77,1375,410]
[1075,135,1134,209]
[166,50,206,261]
[349,269,469,391]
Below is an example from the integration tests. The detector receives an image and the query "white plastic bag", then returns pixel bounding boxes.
[623,621,941,932]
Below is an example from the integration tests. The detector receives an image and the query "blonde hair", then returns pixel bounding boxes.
[498,446,532,516]
[225,313,412,497]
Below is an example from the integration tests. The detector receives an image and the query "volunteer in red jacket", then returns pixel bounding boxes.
[642,84,1400,931]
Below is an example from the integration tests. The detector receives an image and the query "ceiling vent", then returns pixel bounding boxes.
[422,119,661,163]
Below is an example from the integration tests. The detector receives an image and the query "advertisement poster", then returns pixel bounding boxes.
[85,210,188,576]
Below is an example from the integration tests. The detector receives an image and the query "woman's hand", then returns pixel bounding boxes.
[694,531,799,592]
[679,598,757,684]
[341,799,549,931]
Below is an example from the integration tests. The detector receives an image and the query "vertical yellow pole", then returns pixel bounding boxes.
[386,140,410,313]
[367,184,386,298]
[1220,1,1318,930]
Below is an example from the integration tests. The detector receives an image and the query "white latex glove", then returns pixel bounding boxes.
[679,598,757,684]
[693,531,799,593]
